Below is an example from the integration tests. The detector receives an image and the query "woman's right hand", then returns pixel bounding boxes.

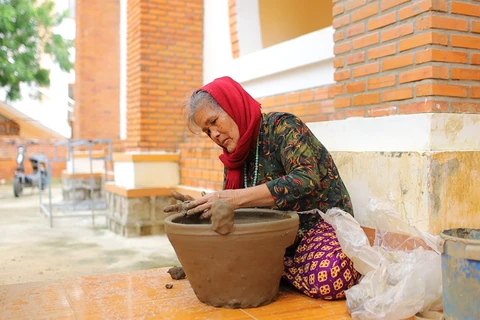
[163,190,195,215]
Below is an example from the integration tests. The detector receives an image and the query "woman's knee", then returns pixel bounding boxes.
[300,254,359,300]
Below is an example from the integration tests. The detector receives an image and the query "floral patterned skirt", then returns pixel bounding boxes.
[283,219,360,300]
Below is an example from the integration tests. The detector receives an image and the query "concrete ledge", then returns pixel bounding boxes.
[113,153,180,162]
[104,183,204,199]
[62,171,113,179]
[105,183,172,198]
[70,150,107,159]
[62,172,105,201]
[106,213,165,237]
[104,186,177,237]
[308,113,480,152]
[104,184,206,237]
[174,185,205,199]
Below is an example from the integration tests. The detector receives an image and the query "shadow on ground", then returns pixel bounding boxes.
[0,184,179,285]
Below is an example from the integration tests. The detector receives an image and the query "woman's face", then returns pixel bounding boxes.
[194,102,240,153]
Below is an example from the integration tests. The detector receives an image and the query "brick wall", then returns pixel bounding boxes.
[332,0,480,116]
[257,85,338,122]
[179,135,224,191]
[0,115,20,135]
[74,0,121,143]
[0,107,66,182]
[125,0,203,152]
[0,138,66,183]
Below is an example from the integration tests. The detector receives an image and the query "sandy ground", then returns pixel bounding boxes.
[0,184,179,286]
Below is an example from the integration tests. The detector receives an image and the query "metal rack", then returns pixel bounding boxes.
[39,139,113,227]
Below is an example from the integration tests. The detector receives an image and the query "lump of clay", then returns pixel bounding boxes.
[210,200,235,235]
[167,266,186,280]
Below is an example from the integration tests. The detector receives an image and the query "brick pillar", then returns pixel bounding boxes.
[228,0,240,59]
[125,0,203,152]
[332,0,480,117]
[74,0,120,140]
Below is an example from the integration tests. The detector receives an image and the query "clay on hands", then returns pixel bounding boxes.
[164,190,210,217]
[210,200,235,235]
[163,190,195,215]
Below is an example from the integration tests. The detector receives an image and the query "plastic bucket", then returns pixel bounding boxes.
[439,228,480,320]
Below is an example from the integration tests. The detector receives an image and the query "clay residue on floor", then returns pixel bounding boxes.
[0,184,180,285]
[167,266,186,280]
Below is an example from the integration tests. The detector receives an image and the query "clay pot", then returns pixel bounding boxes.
[164,208,299,308]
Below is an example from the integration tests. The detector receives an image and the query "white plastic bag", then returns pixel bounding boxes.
[320,201,443,320]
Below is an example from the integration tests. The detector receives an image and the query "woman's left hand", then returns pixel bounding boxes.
[184,184,275,219]
[185,190,236,219]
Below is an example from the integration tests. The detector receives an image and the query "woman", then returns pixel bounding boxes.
[164,76,359,300]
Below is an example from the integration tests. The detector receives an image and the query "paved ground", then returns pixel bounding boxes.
[0,183,179,286]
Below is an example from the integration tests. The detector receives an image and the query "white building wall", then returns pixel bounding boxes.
[202,0,334,98]
[203,0,233,87]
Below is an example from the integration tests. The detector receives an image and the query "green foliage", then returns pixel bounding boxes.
[0,0,73,101]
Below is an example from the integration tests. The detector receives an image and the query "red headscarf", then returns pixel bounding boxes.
[199,76,262,190]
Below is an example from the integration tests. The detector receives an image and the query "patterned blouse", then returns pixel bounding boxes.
[231,112,353,241]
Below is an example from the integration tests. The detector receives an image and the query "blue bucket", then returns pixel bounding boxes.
[439,228,480,320]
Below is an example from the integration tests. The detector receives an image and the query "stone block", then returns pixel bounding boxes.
[62,176,104,201]
[154,197,176,221]
[105,191,175,237]
[126,197,151,221]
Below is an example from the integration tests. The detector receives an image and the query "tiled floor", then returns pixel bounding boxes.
[0,267,352,320]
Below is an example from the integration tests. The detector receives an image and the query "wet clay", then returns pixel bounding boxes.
[164,208,299,308]
[163,190,194,215]
[210,200,235,235]
[180,201,190,215]
[167,266,186,280]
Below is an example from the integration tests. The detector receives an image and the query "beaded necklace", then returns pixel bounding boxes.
[243,134,260,188]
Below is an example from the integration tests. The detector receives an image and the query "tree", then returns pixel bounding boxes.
[0,0,73,101]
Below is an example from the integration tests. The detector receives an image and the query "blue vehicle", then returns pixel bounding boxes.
[13,146,48,197]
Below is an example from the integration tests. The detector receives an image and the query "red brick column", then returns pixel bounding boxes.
[74,0,120,140]
[332,0,480,118]
[228,0,240,59]
[125,0,203,152]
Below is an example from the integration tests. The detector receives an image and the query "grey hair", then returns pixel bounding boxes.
[185,90,223,133]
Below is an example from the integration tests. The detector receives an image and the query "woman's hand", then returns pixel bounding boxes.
[163,190,195,215]
[185,185,276,218]
[185,190,236,219]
